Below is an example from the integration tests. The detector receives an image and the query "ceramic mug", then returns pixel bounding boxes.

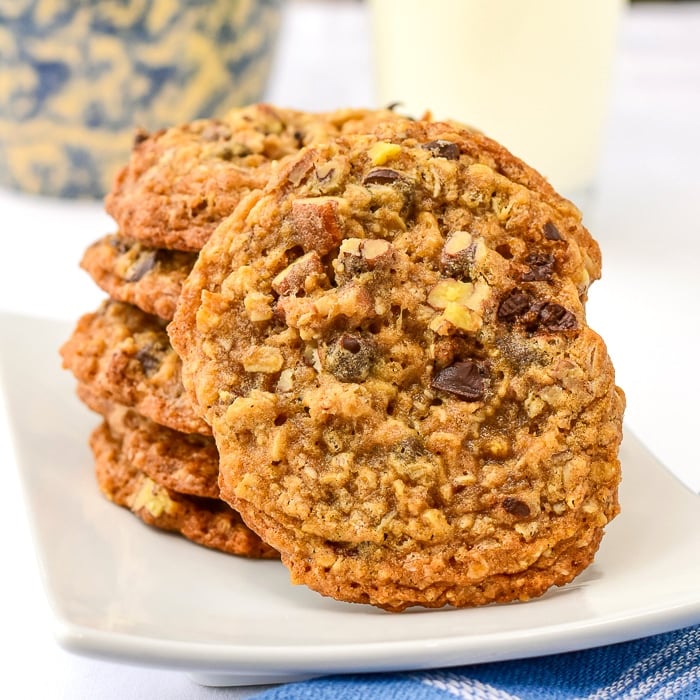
[0,0,281,197]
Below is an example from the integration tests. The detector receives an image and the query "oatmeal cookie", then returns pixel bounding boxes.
[170,119,623,611]
[90,420,277,558]
[61,299,210,435]
[78,385,218,499]
[80,234,196,321]
[105,104,402,251]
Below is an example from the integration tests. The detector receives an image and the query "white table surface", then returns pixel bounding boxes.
[1,1,698,697]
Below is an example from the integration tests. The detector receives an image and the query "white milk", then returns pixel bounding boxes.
[369,0,625,194]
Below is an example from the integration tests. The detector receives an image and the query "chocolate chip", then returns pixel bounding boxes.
[422,140,460,160]
[522,252,555,282]
[543,222,563,241]
[340,335,362,353]
[363,168,402,185]
[324,335,374,382]
[503,497,531,517]
[109,237,130,256]
[132,129,149,147]
[217,146,234,161]
[497,289,532,321]
[135,347,161,376]
[538,303,577,331]
[431,360,485,401]
[125,250,157,282]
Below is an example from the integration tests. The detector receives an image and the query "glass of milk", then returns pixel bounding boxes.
[369,0,626,202]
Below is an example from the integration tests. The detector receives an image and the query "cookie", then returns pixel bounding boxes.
[170,119,624,611]
[105,104,402,251]
[61,299,210,435]
[90,420,277,558]
[77,385,219,499]
[80,234,196,321]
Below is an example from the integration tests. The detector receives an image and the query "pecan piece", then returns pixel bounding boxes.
[272,251,325,296]
[291,196,344,255]
[336,238,394,275]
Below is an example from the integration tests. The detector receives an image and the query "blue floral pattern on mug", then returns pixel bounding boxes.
[0,0,281,197]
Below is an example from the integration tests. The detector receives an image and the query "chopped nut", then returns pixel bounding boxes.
[463,280,490,313]
[427,279,488,333]
[272,251,325,296]
[427,280,475,310]
[244,291,274,322]
[222,265,259,296]
[369,141,401,165]
[338,238,362,257]
[131,477,177,518]
[243,346,284,373]
[287,150,315,186]
[442,302,482,332]
[276,368,294,392]
[444,230,473,256]
[440,230,474,275]
[336,237,394,274]
[291,196,344,255]
[360,238,392,263]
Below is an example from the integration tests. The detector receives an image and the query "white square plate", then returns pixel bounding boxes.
[2,313,699,687]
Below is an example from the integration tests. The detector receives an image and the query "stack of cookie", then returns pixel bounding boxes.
[63,105,625,610]
[60,104,400,559]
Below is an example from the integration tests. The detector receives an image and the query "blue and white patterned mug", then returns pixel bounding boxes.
[0,0,281,197]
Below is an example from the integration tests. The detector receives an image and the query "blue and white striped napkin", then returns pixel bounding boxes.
[252,624,699,699]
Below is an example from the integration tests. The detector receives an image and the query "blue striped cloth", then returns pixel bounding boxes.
[252,625,700,699]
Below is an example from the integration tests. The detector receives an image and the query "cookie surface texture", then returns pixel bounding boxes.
[90,420,277,558]
[78,389,219,499]
[170,120,623,610]
[105,104,402,251]
[61,299,210,435]
[81,234,196,320]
